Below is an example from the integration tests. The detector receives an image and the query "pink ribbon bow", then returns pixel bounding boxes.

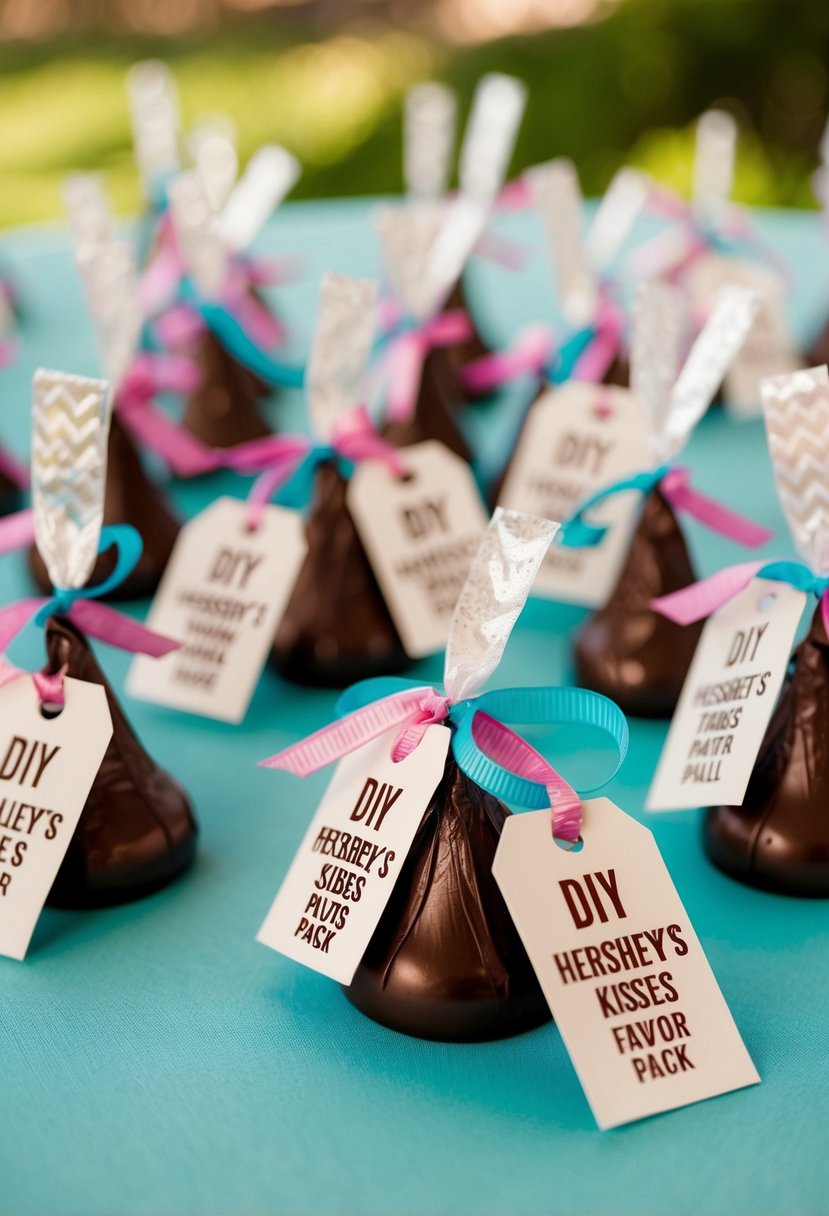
[659,468,774,550]
[385,308,475,423]
[260,683,583,843]
[461,323,555,396]
[245,404,407,530]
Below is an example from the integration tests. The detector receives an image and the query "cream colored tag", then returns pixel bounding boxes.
[347,441,488,658]
[498,383,648,607]
[0,676,112,960]
[128,498,307,724]
[648,578,806,811]
[492,797,759,1129]
[685,254,801,418]
[257,724,450,984]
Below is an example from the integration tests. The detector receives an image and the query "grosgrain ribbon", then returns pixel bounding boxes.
[630,187,790,287]
[460,293,622,397]
[0,525,181,707]
[382,308,474,423]
[652,557,829,634]
[245,404,407,528]
[559,464,774,551]
[260,677,628,843]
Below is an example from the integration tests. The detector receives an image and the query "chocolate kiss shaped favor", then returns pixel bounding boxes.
[272,461,407,686]
[29,233,180,599]
[167,172,274,449]
[574,281,758,716]
[342,512,563,1039]
[345,749,549,1040]
[28,370,197,907]
[706,366,829,895]
[44,616,197,908]
[272,274,407,686]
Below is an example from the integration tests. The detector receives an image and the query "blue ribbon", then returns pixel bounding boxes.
[559,464,670,549]
[179,277,305,389]
[337,677,628,811]
[547,325,597,385]
[272,445,357,510]
[756,559,829,599]
[33,524,144,626]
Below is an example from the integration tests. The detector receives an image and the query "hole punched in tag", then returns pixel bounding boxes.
[757,591,777,613]
[554,834,585,853]
[34,666,68,720]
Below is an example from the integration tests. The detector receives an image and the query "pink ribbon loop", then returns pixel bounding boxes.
[221,261,286,352]
[385,309,475,422]
[470,711,581,842]
[660,468,774,549]
[0,596,180,661]
[461,323,555,395]
[330,405,407,478]
[651,560,768,626]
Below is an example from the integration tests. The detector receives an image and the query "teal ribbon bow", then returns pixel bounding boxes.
[33,524,144,626]
[337,677,629,811]
[559,465,670,550]
[179,276,305,389]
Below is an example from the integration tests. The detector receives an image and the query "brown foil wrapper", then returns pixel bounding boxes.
[806,319,829,370]
[182,328,272,449]
[344,750,550,1041]
[29,413,179,601]
[43,615,198,909]
[442,279,491,400]
[272,461,409,687]
[574,485,703,718]
[705,602,829,896]
[383,348,471,462]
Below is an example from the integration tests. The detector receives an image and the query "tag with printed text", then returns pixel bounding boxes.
[128,498,307,724]
[493,797,759,1129]
[257,724,450,983]
[347,441,488,657]
[686,254,802,419]
[498,383,649,607]
[0,676,112,961]
[647,578,805,811]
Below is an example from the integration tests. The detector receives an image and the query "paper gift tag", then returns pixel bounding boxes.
[648,578,805,811]
[257,723,450,984]
[498,383,649,607]
[347,441,489,658]
[128,497,307,724]
[493,797,759,1129]
[0,676,112,961]
[685,254,801,419]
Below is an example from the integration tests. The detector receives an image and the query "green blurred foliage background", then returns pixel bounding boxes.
[0,0,827,228]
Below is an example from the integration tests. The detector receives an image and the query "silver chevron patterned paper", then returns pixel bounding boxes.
[305,273,378,441]
[762,364,829,576]
[662,284,758,462]
[219,145,300,254]
[584,167,649,272]
[32,370,112,591]
[404,83,456,201]
[75,238,142,388]
[189,115,239,213]
[63,173,113,251]
[692,109,737,226]
[458,73,526,205]
[168,171,227,300]
[126,60,180,190]
[528,158,597,328]
[631,280,686,466]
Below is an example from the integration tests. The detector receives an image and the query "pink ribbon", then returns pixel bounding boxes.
[385,309,475,423]
[651,560,768,627]
[461,323,555,395]
[659,468,774,549]
[473,229,531,273]
[260,684,582,842]
[245,405,407,530]
[221,260,286,352]
[571,295,624,383]
[0,597,180,661]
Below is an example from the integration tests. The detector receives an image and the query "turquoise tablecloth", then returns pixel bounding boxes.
[1,200,828,1216]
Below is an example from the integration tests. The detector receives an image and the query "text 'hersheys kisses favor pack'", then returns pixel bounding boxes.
[255,509,758,1128]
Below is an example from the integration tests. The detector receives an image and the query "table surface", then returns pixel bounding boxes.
[1,200,829,1216]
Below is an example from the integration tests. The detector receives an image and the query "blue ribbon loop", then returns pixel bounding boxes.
[757,559,829,598]
[33,524,144,626]
[337,677,629,811]
[547,325,596,385]
[273,446,357,510]
[180,277,305,389]
[559,464,671,550]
